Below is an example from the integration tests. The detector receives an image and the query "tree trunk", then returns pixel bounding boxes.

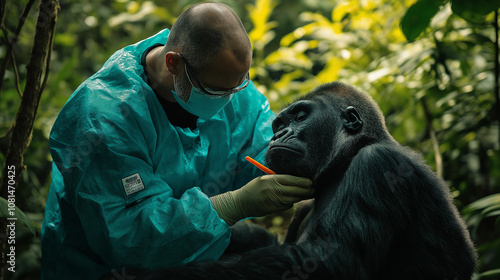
[0,0,37,93]
[0,0,59,278]
[494,11,500,147]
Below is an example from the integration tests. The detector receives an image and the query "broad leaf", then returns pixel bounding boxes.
[401,0,445,41]
[0,197,36,237]
[452,0,500,23]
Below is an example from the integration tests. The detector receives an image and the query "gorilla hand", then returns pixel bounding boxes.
[210,175,313,225]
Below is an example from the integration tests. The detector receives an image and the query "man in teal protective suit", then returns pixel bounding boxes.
[41,3,313,279]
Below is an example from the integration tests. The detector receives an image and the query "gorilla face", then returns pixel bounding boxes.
[265,99,339,179]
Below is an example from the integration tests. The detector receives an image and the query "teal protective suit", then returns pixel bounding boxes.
[41,29,275,279]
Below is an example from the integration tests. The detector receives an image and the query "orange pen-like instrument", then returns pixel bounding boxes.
[245,156,276,175]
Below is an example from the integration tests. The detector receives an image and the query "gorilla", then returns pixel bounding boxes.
[103,82,477,280]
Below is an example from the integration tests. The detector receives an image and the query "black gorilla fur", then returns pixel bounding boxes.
[102,82,477,280]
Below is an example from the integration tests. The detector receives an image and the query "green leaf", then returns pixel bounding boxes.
[0,197,36,237]
[485,210,500,218]
[451,0,500,23]
[400,0,445,41]
[482,204,500,214]
[463,194,500,214]
[480,268,500,277]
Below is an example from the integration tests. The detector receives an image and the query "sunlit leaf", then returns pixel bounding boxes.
[127,1,140,14]
[281,26,308,47]
[332,1,358,22]
[315,56,347,84]
[108,2,157,27]
[299,12,333,28]
[247,0,279,47]
[273,70,305,91]
[264,47,312,69]
[54,33,76,47]
[350,10,376,30]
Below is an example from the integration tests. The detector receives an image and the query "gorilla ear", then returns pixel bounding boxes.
[342,106,363,132]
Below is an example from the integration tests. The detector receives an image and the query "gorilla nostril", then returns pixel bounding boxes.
[272,127,293,142]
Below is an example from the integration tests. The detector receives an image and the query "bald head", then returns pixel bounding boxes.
[165,2,252,73]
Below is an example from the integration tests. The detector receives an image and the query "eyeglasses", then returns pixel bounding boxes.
[179,53,250,98]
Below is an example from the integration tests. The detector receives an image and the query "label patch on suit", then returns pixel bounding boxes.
[121,173,145,196]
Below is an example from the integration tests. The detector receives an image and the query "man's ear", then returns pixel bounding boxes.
[165,52,183,75]
[341,106,363,132]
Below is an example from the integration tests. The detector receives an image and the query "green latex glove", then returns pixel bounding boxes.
[210,175,314,225]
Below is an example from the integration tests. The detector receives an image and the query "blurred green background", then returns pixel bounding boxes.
[1,0,500,278]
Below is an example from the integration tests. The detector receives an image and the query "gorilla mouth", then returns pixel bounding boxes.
[266,144,308,178]
[267,144,303,155]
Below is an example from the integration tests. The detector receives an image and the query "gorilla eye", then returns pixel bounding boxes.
[295,111,308,122]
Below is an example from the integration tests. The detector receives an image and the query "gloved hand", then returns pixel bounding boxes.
[210,175,313,225]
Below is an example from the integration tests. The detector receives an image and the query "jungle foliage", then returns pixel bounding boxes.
[0,0,499,278]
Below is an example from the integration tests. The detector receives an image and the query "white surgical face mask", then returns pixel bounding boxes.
[171,77,233,120]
